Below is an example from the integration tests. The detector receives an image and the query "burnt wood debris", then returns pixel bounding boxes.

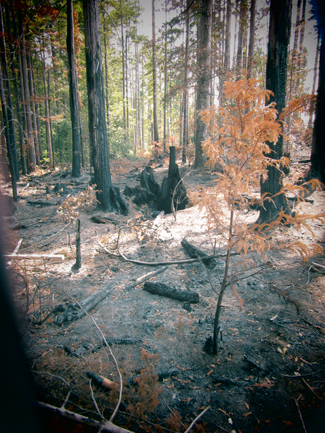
[123,146,188,214]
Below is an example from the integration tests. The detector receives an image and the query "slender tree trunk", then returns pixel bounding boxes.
[27,54,40,165]
[11,7,27,174]
[259,0,292,223]
[308,30,320,129]
[67,0,81,177]
[182,0,190,163]
[236,0,248,77]
[194,0,213,168]
[83,0,128,213]
[18,10,35,172]
[310,0,325,183]
[224,0,232,74]
[42,36,53,169]
[6,5,25,175]
[152,0,159,143]
[103,27,110,154]
[0,68,17,200]
[298,0,307,76]
[247,0,256,78]
[163,0,168,153]
[0,5,19,181]
[120,0,126,143]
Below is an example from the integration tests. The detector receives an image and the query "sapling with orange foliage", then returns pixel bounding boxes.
[199,76,324,355]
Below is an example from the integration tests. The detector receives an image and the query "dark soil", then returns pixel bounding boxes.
[2,157,325,433]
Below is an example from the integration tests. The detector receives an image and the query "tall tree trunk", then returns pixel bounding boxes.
[67,0,81,177]
[224,0,232,74]
[247,0,256,78]
[27,54,40,165]
[152,0,159,143]
[6,5,25,175]
[120,0,126,143]
[259,0,292,223]
[18,9,36,172]
[236,0,248,77]
[0,68,17,200]
[83,0,128,214]
[298,0,307,76]
[42,36,53,169]
[103,25,110,154]
[194,0,213,168]
[163,0,168,153]
[309,0,325,183]
[0,5,19,181]
[182,0,190,163]
[308,30,320,129]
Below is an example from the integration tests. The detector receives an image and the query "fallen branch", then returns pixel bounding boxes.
[54,267,167,325]
[99,233,236,267]
[294,395,308,433]
[143,282,199,303]
[184,406,210,433]
[37,401,133,433]
[5,253,64,260]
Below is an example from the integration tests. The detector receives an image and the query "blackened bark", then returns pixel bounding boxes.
[152,0,159,143]
[182,0,190,163]
[194,0,212,168]
[247,0,256,78]
[309,0,325,183]
[259,0,292,223]
[0,68,17,201]
[67,0,81,178]
[83,0,128,214]
[0,6,19,181]
[18,10,36,172]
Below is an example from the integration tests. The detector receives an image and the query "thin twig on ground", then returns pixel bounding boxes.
[294,395,308,433]
[184,406,210,433]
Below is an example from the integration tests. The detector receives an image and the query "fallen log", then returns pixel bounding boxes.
[143,282,199,303]
[54,267,167,325]
[181,239,217,269]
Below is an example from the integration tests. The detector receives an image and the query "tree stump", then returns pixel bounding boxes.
[156,146,188,214]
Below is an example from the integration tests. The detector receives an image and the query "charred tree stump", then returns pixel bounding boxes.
[156,146,188,214]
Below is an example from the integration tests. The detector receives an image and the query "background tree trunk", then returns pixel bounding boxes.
[247,0,256,78]
[259,0,292,223]
[152,0,159,143]
[67,0,81,178]
[194,0,213,168]
[18,10,36,172]
[83,0,128,214]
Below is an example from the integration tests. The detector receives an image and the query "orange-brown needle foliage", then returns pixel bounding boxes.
[198,76,324,354]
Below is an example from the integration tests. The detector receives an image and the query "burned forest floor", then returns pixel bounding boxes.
[2,154,325,433]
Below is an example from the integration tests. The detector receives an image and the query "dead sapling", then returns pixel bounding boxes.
[198,75,324,355]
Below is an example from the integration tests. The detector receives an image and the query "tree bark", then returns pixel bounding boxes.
[236,0,248,77]
[152,0,159,143]
[67,0,81,178]
[42,36,53,169]
[120,0,126,143]
[182,0,190,163]
[0,68,17,200]
[259,0,292,223]
[10,6,27,175]
[247,0,256,78]
[0,5,19,181]
[310,0,325,183]
[194,0,212,168]
[83,0,128,213]
[18,10,36,172]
